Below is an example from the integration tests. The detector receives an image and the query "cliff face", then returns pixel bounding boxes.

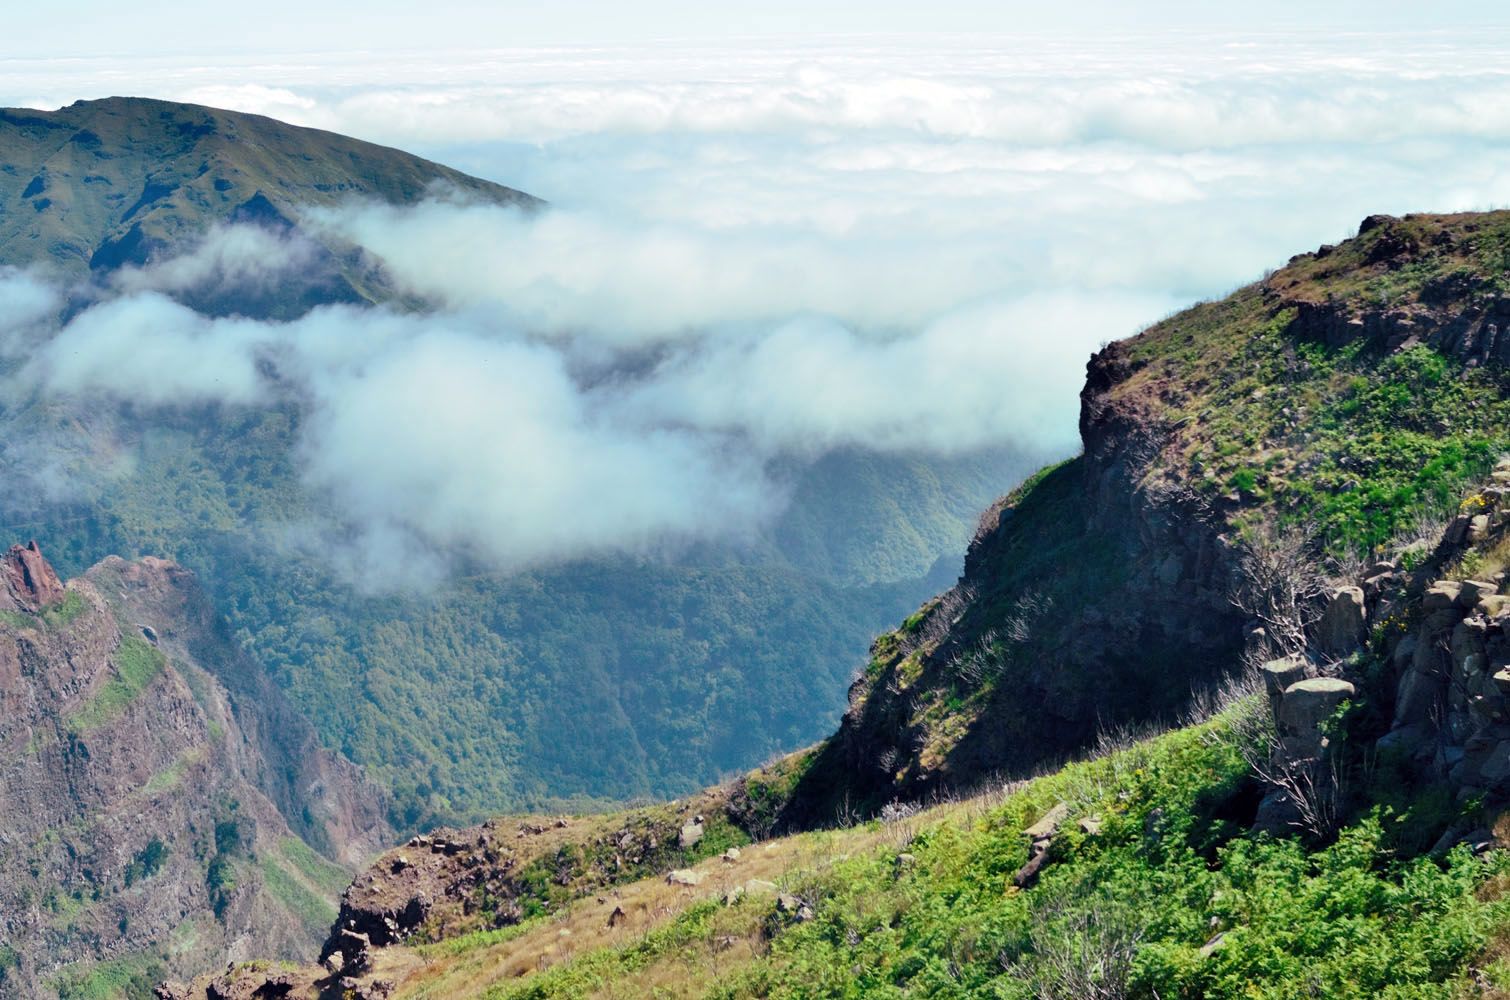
[0,544,389,998]
[776,211,1510,826]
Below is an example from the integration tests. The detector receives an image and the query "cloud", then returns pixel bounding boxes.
[295,330,778,570]
[5,33,1510,578]
[618,292,1175,456]
[111,224,321,300]
[33,293,271,407]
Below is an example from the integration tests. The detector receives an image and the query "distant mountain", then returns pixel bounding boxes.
[0,542,388,997]
[0,98,1017,830]
[0,96,535,312]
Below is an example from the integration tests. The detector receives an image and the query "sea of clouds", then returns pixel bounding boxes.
[2,32,1509,573]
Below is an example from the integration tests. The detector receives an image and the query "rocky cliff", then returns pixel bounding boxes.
[772,210,1510,826]
[0,543,389,999]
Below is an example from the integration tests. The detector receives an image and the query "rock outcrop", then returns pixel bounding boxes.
[1251,465,1510,832]
[0,540,65,612]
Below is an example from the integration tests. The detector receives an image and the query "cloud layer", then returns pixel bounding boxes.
[3,33,1510,575]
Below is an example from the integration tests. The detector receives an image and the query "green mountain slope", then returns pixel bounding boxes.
[0,96,534,292]
[780,210,1510,826]
[0,97,1017,828]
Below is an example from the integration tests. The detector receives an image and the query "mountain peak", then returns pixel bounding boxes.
[0,96,539,304]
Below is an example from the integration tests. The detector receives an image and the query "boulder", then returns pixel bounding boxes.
[1459,580,1500,607]
[1424,581,1463,611]
[1445,515,1473,545]
[1261,656,1308,716]
[1278,678,1356,759]
[1480,595,1510,618]
[1318,587,1366,657]
[1393,667,1437,727]
[678,820,704,850]
[744,878,777,896]
[666,869,704,886]
[1022,802,1070,841]
[1469,514,1493,543]
[1474,742,1510,785]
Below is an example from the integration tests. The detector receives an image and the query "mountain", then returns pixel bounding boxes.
[159,210,1510,1000]
[0,97,1020,829]
[0,96,535,312]
[0,542,388,998]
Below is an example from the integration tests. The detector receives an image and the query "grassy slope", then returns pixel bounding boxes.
[352,711,1510,1000]
[1118,213,1510,554]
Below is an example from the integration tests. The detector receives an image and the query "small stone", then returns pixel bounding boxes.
[666,868,704,886]
[723,886,745,905]
[744,878,777,895]
[1077,815,1104,836]
[678,821,705,849]
[721,847,741,863]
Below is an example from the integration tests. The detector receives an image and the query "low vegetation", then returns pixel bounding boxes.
[67,635,166,732]
[378,711,1510,999]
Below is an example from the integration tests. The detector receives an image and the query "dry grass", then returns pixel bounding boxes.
[392,825,875,999]
[386,785,1025,1000]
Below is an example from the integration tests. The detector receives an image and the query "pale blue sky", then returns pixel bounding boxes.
[5,0,1504,57]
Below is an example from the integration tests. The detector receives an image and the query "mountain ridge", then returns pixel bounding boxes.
[0,96,537,289]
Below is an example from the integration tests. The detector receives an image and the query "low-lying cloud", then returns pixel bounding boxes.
[0,225,1124,575]
[5,32,1510,576]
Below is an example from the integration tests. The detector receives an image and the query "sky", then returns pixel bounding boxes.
[2,14,1509,576]
[3,2,1505,55]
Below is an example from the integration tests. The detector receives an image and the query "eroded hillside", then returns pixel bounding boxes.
[0,543,388,998]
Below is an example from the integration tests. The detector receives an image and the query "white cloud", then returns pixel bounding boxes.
[112,224,319,299]
[4,32,1510,576]
[32,293,271,407]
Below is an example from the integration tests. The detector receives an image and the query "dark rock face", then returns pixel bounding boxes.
[781,335,1247,824]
